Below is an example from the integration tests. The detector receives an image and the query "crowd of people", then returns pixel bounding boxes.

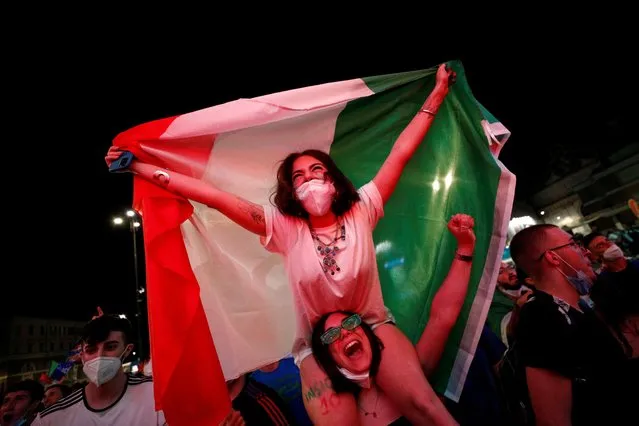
[2,61,637,425]
[495,227,637,425]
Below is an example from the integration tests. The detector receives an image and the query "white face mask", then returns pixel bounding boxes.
[83,349,128,386]
[603,244,624,261]
[338,366,371,389]
[295,179,336,217]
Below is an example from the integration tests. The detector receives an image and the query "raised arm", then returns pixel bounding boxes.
[106,148,266,237]
[373,63,456,204]
[416,214,475,377]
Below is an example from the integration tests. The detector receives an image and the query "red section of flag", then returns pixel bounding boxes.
[138,134,216,180]
[114,117,231,426]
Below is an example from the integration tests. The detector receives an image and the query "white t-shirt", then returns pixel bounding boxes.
[31,374,167,426]
[261,181,390,359]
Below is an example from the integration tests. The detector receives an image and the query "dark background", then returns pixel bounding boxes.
[4,27,635,334]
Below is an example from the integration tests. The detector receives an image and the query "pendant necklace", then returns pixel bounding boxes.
[358,387,379,418]
[309,220,345,276]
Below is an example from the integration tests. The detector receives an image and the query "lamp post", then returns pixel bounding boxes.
[112,210,144,360]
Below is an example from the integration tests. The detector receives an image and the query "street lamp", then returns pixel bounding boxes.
[112,210,144,360]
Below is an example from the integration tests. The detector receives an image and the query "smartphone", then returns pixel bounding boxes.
[109,151,135,173]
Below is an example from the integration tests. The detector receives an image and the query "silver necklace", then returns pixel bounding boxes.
[309,220,345,276]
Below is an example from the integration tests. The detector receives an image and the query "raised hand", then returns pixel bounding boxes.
[91,306,104,320]
[105,146,125,168]
[447,213,476,251]
[436,63,457,88]
[516,289,533,308]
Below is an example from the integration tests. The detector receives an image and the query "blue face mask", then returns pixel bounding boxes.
[554,253,593,295]
[578,295,595,311]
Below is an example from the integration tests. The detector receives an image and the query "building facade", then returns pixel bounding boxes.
[514,144,638,237]
[0,316,86,394]
[502,144,638,261]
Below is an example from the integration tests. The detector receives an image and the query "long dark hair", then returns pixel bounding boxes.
[311,311,384,396]
[590,264,639,357]
[272,150,360,218]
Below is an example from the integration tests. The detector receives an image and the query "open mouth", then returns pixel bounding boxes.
[343,340,363,358]
[2,413,13,423]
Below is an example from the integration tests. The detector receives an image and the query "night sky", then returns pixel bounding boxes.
[5,31,635,324]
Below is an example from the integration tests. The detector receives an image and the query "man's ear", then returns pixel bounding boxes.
[543,250,562,267]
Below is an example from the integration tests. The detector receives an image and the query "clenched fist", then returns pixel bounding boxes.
[447,214,476,253]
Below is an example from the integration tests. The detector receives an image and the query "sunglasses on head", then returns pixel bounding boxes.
[320,314,362,345]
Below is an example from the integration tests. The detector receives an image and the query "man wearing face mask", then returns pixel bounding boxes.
[583,232,638,277]
[507,225,623,426]
[31,315,166,426]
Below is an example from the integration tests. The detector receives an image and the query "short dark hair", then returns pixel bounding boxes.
[81,315,133,346]
[515,266,529,282]
[310,311,384,396]
[509,224,557,276]
[582,232,604,250]
[272,150,360,218]
[6,380,44,402]
[45,384,71,398]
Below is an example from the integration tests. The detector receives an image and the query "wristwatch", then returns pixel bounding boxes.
[455,252,473,262]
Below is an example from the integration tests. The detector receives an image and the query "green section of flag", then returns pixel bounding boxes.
[477,102,499,124]
[363,69,434,95]
[487,290,515,338]
[48,360,58,377]
[330,61,502,392]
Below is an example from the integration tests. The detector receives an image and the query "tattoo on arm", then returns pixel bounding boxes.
[237,198,264,225]
[319,394,341,415]
[304,378,332,403]
[304,378,340,414]
[152,170,170,187]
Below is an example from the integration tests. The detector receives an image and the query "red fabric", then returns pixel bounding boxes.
[138,134,217,180]
[114,117,231,426]
[39,373,52,384]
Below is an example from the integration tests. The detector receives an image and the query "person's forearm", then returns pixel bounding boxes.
[417,243,474,376]
[390,83,449,165]
[132,161,223,207]
[131,161,267,236]
[422,83,449,115]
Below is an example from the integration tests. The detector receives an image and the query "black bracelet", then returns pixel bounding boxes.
[455,252,473,262]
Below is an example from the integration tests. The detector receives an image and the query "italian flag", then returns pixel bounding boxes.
[114,60,514,426]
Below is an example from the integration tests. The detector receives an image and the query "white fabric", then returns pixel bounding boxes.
[500,311,513,346]
[179,103,360,380]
